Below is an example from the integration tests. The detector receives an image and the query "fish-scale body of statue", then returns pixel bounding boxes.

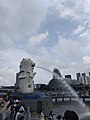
[18,58,36,93]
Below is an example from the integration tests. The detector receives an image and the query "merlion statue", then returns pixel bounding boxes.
[18,58,36,93]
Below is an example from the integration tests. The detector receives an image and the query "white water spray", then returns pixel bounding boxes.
[35,66,90,119]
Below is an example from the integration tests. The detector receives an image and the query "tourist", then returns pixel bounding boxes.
[49,111,54,120]
[39,110,44,120]
[62,110,79,120]
[0,97,11,120]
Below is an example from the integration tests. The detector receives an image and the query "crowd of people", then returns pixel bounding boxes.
[0,97,25,120]
[38,109,79,120]
[0,96,80,120]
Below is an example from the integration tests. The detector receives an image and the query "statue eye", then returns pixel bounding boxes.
[28,85,31,88]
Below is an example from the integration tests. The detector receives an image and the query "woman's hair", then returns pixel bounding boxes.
[63,110,79,120]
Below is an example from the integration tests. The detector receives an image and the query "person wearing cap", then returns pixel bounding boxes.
[14,99,19,104]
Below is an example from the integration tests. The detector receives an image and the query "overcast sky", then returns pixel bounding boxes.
[0,0,90,86]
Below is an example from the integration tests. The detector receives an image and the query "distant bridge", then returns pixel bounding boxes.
[49,94,90,102]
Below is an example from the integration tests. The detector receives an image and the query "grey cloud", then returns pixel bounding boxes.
[72,25,85,35]
[54,36,82,60]
[50,0,90,22]
[0,66,15,86]
[83,56,90,64]
[0,0,49,50]
[28,32,48,49]
[51,36,90,78]
[0,0,90,85]
[0,33,14,49]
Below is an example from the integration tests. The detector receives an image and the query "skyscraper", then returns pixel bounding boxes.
[76,73,81,83]
[65,75,71,79]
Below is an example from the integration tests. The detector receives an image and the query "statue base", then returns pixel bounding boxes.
[11,90,53,117]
